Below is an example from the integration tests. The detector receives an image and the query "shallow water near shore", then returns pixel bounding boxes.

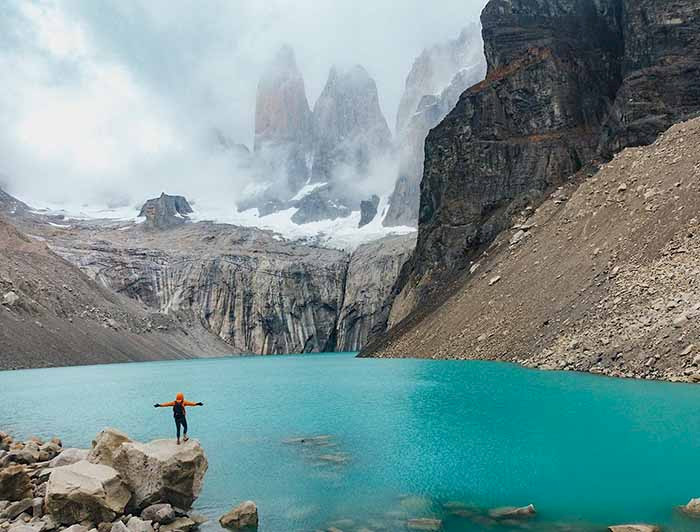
[2,353,700,531]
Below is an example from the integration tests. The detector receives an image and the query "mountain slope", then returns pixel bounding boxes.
[362,117,700,382]
[0,216,231,370]
[382,0,700,328]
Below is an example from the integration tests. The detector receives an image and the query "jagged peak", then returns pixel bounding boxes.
[260,44,303,84]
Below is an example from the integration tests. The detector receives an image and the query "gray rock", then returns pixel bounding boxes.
[488,504,536,518]
[48,449,89,469]
[158,517,195,532]
[111,439,207,510]
[2,292,19,306]
[88,429,131,468]
[2,499,33,520]
[139,505,174,526]
[64,525,89,532]
[138,194,193,230]
[406,518,442,531]
[0,466,33,502]
[45,460,130,524]
[219,501,259,529]
[110,523,128,532]
[126,517,153,532]
[31,499,43,519]
[358,196,380,228]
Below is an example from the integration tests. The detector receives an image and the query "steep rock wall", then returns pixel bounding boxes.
[384,0,700,327]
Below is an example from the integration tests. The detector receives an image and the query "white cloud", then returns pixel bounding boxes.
[0,0,487,210]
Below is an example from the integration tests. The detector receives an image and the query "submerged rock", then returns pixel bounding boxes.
[111,439,207,510]
[406,517,442,531]
[45,460,130,524]
[608,526,660,532]
[219,501,259,529]
[488,504,536,518]
[679,497,700,518]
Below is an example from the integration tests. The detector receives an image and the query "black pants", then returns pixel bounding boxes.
[174,416,188,439]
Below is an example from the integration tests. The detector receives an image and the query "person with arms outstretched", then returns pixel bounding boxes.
[154,392,204,444]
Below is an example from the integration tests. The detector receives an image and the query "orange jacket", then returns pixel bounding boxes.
[157,393,200,415]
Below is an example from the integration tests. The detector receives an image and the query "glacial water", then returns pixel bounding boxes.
[2,353,700,531]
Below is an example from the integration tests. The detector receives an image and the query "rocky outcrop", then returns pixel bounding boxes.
[45,460,131,524]
[337,234,415,352]
[384,26,486,227]
[0,429,209,532]
[254,45,313,192]
[311,65,392,184]
[219,501,258,530]
[358,195,380,228]
[138,194,193,230]
[378,0,700,330]
[110,439,207,510]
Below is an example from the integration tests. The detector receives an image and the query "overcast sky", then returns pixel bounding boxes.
[0,0,486,208]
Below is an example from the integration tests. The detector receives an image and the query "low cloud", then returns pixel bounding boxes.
[0,0,486,211]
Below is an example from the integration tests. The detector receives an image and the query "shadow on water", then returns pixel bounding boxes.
[2,353,700,531]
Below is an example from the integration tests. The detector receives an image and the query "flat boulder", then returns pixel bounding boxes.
[608,526,660,532]
[0,465,33,501]
[111,439,207,510]
[88,429,131,468]
[45,460,130,524]
[219,501,258,529]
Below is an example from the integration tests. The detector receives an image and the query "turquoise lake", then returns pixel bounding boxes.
[2,353,700,531]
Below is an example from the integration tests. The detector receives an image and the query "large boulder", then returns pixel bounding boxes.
[0,465,33,501]
[45,460,130,524]
[88,428,131,468]
[219,501,258,529]
[111,440,207,510]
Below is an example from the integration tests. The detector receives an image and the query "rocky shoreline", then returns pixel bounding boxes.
[0,429,255,532]
[4,429,700,531]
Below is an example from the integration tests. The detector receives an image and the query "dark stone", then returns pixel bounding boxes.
[138,194,193,230]
[358,195,380,228]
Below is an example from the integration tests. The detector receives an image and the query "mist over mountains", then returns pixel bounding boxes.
[0,0,487,244]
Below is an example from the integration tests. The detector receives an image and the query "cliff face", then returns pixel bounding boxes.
[363,117,700,382]
[138,193,193,230]
[17,215,415,361]
[385,0,700,326]
[336,234,416,351]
